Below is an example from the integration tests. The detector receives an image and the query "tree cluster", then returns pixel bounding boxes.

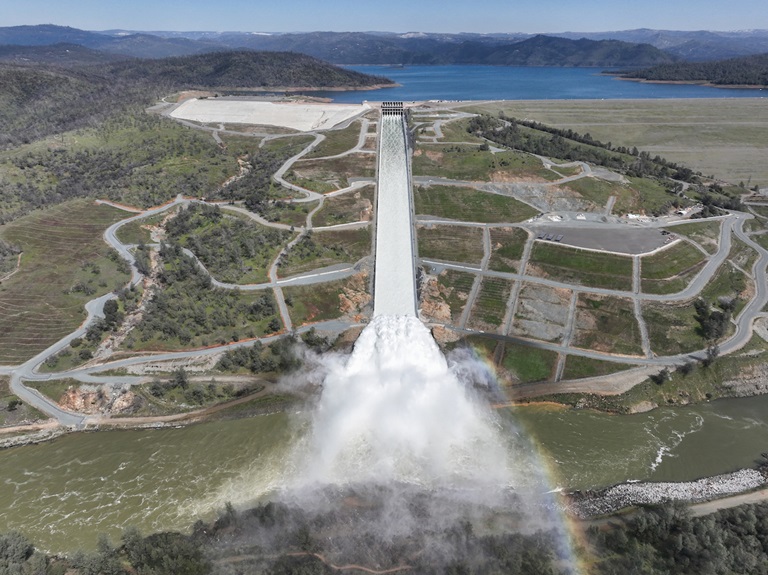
[216,336,301,374]
[693,297,734,342]
[134,243,281,347]
[623,53,768,86]
[590,502,768,574]
[0,112,233,222]
[468,114,701,184]
[166,203,289,284]
[0,239,21,275]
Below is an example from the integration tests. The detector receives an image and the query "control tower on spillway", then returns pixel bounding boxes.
[373,102,418,317]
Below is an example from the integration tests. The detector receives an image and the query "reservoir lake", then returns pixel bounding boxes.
[309,65,767,102]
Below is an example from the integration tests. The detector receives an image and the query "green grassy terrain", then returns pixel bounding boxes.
[313,186,374,227]
[260,200,318,228]
[556,335,768,413]
[417,225,485,264]
[640,240,707,294]
[643,301,702,356]
[699,262,749,315]
[488,227,529,273]
[728,236,759,273]
[559,175,678,216]
[466,99,768,186]
[304,121,362,158]
[468,277,514,330]
[25,379,78,403]
[0,200,131,364]
[414,185,537,223]
[670,220,722,254]
[528,242,633,290]
[0,375,47,425]
[278,228,371,277]
[572,295,643,356]
[283,276,367,326]
[467,336,556,384]
[412,146,558,182]
[115,212,166,245]
[434,118,487,143]
[286,153,375,192]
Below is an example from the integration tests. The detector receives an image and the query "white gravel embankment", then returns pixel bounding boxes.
[569,468,767,518]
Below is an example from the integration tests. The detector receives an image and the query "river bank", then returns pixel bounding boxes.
[567,468,768,519]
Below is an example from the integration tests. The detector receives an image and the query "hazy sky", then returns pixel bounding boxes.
[2,0,766,33]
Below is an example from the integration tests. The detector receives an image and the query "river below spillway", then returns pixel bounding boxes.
[1,393,767,553]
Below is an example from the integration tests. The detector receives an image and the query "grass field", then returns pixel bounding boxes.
[572,295,643,356]
[417,225,485,264]
[0,200,131,364]
[260,200,319,228]
[670,220,722,254]
[640,240,708,294]
[728,236,759,273]
[699,262,749,315]
[283,278,357,325]
[25,379,77,403]
[557,177,624,212]
[488,227,529,273]
[313,186,374,227]
[304,121,362,158]
[414,185,538,223]
[115,212,166,245]
[527,243,634,291]
[278,228,371,277]
[287,153,375,192]
[561,355,635,380]
[412,146,558,182]
[560,175,676,217]
[643,301,703,356]
[465,99,768,187]
[467,336,556,384]
[467,277,514,330]
[434,118,487,144]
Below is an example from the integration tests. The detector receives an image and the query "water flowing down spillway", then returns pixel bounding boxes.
[373,109,418,317]
[295,314,523,489]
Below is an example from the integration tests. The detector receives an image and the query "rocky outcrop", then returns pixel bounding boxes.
[568,468,767,518]
[59,384,142,415]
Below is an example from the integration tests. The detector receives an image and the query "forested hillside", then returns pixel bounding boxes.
[0,51,391,148]
[622,53,768,86]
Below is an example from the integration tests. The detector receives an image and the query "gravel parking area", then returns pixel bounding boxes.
[532,225,669,255]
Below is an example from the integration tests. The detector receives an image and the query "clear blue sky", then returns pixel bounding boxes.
[1,0,766,33]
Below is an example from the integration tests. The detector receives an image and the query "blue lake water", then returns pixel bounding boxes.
[308,65,766,102]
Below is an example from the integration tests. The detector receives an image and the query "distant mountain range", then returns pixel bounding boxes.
[3,24,767,65]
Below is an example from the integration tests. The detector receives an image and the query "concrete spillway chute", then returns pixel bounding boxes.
[372,103,418,317]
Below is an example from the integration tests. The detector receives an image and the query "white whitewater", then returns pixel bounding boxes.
[296,314,523,490]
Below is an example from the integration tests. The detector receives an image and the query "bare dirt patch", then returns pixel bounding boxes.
[511,283,572,342]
